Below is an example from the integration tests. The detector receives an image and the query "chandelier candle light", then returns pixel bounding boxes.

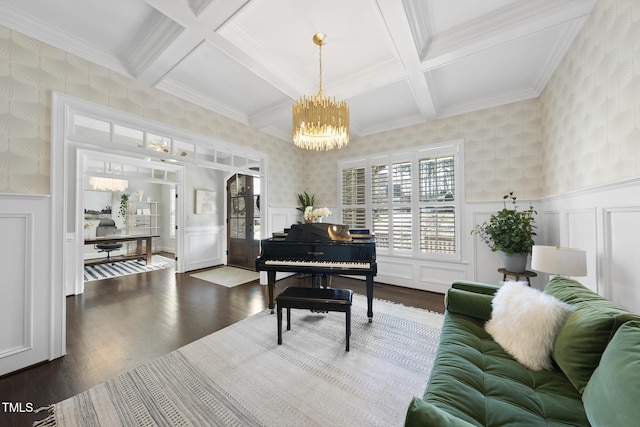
[89,176,128,192]
[292,33,349,151]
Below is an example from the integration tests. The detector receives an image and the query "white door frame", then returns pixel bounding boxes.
[50,92,268,361]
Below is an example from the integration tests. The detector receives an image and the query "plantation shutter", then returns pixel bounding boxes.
[391,161,412,250]
[419,156,456,254]
[370,164,389,248]
[341,167,366,229]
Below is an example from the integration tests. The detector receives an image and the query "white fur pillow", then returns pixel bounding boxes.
[485,281,574,371]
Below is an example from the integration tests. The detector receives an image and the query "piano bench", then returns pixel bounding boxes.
[276,287,354,351]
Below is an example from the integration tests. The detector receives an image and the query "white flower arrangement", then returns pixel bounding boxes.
[304,206,332,220]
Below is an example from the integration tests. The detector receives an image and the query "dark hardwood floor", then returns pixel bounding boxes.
[0,262,445,426]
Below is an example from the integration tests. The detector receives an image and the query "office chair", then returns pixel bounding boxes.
[95,219,123,261]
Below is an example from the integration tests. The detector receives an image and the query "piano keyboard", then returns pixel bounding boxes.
[264,260,371,269]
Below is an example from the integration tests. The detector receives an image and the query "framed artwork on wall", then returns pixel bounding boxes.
[196,190,216,214]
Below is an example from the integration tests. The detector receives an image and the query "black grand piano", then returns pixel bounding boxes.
[255,222,377,321]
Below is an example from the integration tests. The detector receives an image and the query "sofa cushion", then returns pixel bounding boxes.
[405,397,476,427]
[582,321,640,426]
[423,311,589,426]
[485,282,573,370]
[544,277,640,393]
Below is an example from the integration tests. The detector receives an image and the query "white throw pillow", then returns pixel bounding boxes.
[485,281,574,371]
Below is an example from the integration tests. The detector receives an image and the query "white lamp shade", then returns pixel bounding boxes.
[531,245,587,276]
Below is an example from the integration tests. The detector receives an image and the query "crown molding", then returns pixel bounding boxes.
[0,3,131,78]
[258,125,291,143]
[125,15,185,79]
[532,16,587,93]
[156,78,249,125]
[438,86,539,119]
[358,112,425,137]
[249,99,292,129]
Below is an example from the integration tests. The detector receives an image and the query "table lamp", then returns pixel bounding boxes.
[531,245,587,277]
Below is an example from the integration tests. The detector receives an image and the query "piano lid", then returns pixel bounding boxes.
[285,223,352,242]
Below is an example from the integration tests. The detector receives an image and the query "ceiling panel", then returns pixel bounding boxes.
[427,0,521,34]
[429,22,580,116]
[217,0,402,95]
[348,80,423,135]
[164,42,290,117]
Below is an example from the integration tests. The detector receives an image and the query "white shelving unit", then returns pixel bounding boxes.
[126,200,160,254]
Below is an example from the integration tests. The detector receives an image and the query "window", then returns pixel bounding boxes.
[338,141,463,260]
[418,156,456,254]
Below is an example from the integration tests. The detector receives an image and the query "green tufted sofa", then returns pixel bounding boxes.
[405,277,640,426]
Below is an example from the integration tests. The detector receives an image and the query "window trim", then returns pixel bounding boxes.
[337,140,464,262]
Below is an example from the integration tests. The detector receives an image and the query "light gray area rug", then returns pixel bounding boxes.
[35,294,443,427]
[83,255,174,282]
[190,266,260,287]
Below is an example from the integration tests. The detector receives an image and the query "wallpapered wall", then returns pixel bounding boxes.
[0,26,305,207]
[304,99,541,205]
[540,0,640,195]
[1,0,638,206]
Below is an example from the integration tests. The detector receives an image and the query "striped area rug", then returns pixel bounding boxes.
[83,255,174,282]
[35,294,443,426]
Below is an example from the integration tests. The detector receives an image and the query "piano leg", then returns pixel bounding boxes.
[268,270,276,314]
[311,274,331,289]
[366,274,374,322]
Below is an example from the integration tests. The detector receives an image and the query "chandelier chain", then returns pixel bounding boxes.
[318,42,323,95]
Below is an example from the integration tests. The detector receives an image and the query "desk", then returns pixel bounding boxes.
[84,234,159,265]
[498,268,537,285]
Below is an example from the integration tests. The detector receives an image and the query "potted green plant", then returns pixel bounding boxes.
[472,192,537,273]
[297,191,315,223]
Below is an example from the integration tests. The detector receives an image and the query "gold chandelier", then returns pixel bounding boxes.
[292,33,349,151]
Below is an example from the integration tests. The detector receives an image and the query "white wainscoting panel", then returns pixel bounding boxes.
[268,206,301,234]
[184,226,224,272]
[566,209,598,292]
[376,257,468,293]
[539,178,640,313]
[418,264,468,294]
[0,194,51,376]
[378,257,414,280]
[539,210,561,246]
[604,207,640,313]
[0,214,31,356]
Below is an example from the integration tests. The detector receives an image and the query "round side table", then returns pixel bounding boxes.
[498,268,537,286]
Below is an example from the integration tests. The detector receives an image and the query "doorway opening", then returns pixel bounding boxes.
[51,92,268,362]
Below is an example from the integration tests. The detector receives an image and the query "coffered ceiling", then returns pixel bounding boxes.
[0,0,597,142]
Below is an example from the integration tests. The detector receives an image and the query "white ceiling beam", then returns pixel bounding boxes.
[141,0,301,102]
[375,0,438,120]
